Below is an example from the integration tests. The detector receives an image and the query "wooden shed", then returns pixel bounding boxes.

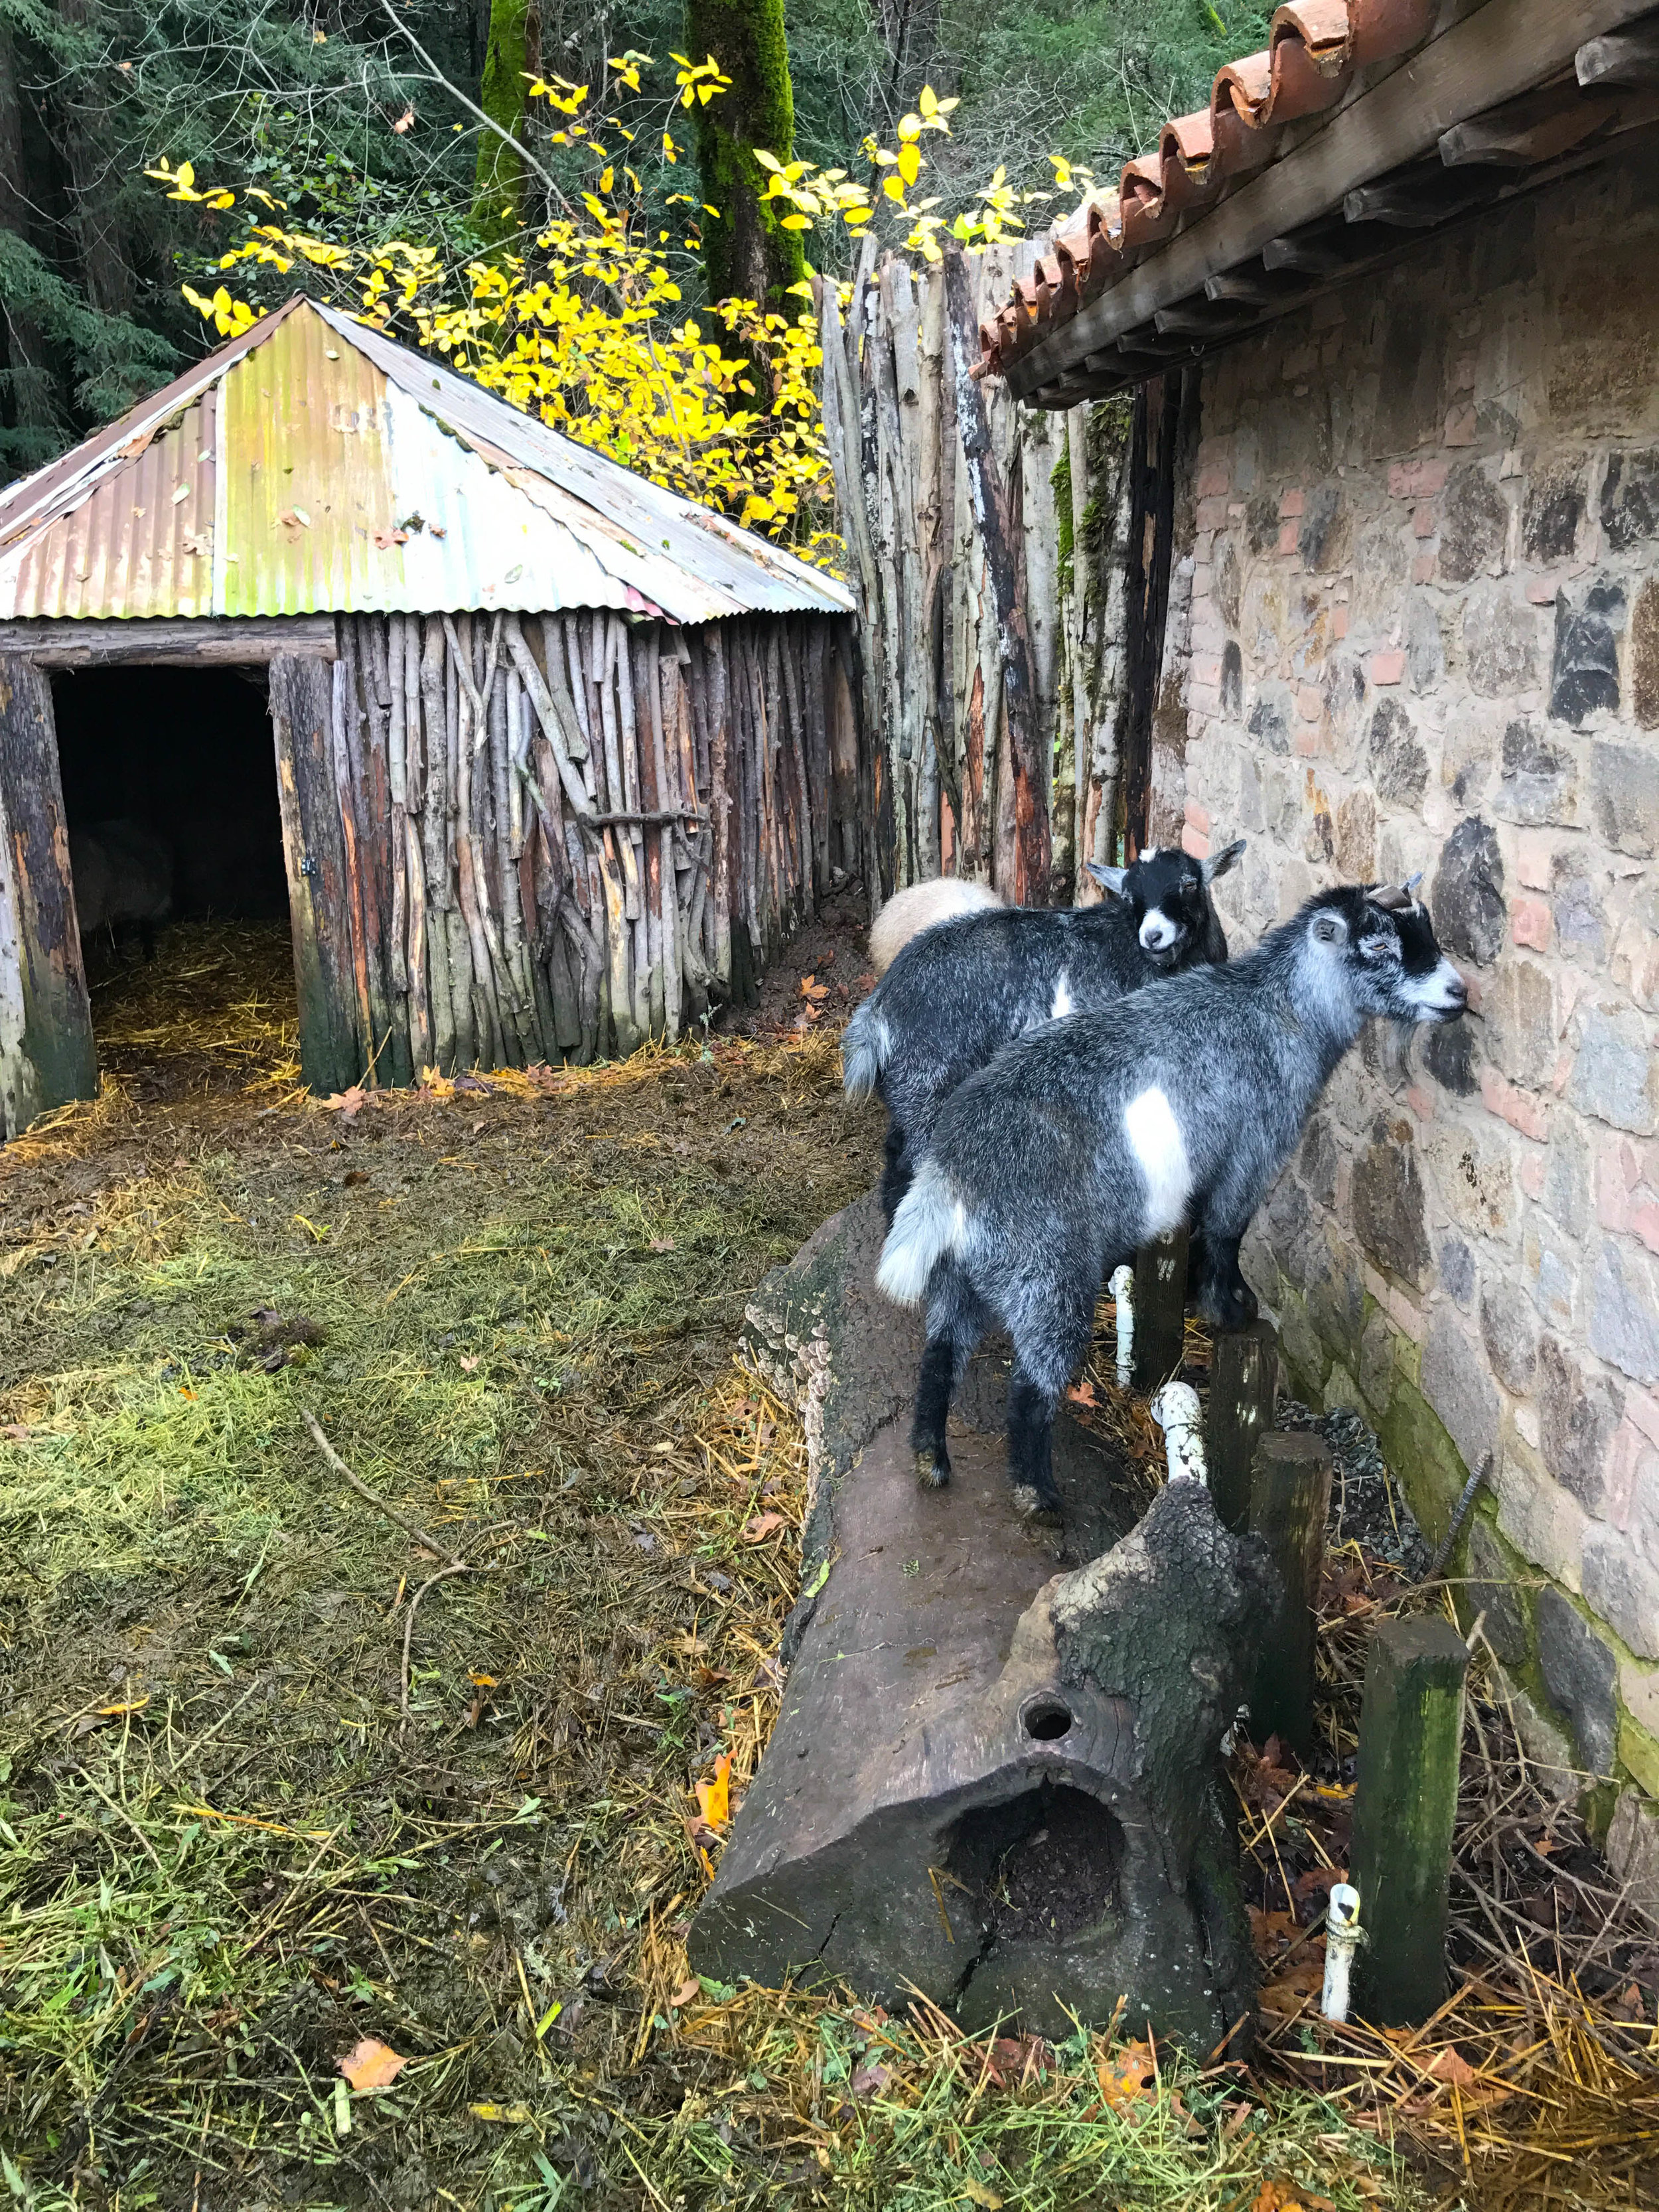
[0,295,859,1136]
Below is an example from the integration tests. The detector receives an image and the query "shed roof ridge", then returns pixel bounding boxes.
[0,292,852,622]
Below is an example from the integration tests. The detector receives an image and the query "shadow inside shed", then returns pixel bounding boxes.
[49,665,297,1092]
[52,663,289,954]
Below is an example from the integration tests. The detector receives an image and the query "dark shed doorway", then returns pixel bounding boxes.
[50,665,296,1099]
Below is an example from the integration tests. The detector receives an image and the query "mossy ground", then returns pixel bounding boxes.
[2,925,1417,2209]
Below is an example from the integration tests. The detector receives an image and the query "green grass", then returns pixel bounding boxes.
[0,1035,1424,2209]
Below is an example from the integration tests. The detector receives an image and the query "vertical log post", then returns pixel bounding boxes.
[1208,1320,1279,1535]
[942,242,1050,907]
[1247,1430,1333,1763]
[1131,1226,1189,1394]
[269,650,363,1096]
[1348,1617,1469,2026]
[0,652,96,1132]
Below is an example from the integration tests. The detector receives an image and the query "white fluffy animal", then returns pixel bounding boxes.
[867,878,1003,977]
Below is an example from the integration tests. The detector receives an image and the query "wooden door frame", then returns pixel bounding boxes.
[0,618,338,1140]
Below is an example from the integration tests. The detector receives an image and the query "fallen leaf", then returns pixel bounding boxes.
[338,2037,406,2091]
[392,106,415,133]
[850,2060,889,2097]
[648,1236,677,1252]
[1064,1378,1097,1407]
[960,2182,1003,2209]
[459,1355,479,1372]
[277,506,311,528]
[694,1750,731,1832]
[469,2102,535,2122]
[1097,2036,1157,2109]
[1260,1957,1326,2010]
[373,526,409,550]
[672,1976,700,2008]
[469,1671,498,1687]
[798,975,828,1001]
[1,1424,30,1441]
[743,1512,786,1543]
[1427,2046,1479,2088]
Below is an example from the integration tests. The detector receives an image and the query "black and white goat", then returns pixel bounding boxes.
[843,842,1245,1222]
[877,884,1467,1521]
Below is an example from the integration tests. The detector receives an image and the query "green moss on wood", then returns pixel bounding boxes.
[684,0,807,306]
[472,0,535,244]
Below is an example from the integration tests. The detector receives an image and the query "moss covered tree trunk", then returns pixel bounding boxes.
[684,0,806,307]
[472,0,542,242]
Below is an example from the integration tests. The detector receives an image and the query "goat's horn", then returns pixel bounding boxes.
[1404,871,1424,895]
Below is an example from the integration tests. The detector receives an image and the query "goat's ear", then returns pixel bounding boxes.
[1086,861,1128,897]
[1202,837,1246,883]
[1311,909,1348,946]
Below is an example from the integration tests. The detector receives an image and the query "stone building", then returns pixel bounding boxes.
[979,1,1659,1892]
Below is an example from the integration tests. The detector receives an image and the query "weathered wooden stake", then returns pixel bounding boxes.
[1131,1226,1189,1393]
[1248,1430,1333,1762]
[1208,1321,1279,1534]
[1348,1616,1469,2026]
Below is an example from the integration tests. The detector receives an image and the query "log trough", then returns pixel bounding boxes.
[693,1194,1275,2051]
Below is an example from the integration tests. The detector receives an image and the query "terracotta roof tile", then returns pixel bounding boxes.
[978,0,1436,376]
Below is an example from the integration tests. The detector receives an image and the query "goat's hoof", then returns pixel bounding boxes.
[914,1450,951,1489]
[1010,1483,1064,1528]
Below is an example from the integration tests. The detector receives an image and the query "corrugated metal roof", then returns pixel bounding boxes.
[0,295,852,625]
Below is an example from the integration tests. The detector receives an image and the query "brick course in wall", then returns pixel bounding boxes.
[1158,153,1659,1866]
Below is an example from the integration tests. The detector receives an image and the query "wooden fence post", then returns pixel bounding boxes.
[1208,1320,1278,1534]
[1248,1430,1333,1762]
[1348,1616,1469,2026]
[1131,1226,1189,1393]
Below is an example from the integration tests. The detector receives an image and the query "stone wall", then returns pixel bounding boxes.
[1164,149,1659,1872]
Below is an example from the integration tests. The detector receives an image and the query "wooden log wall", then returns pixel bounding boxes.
[306,610,857,1089]
[817,241,1144,907]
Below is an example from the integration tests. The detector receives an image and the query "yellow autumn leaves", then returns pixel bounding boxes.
[149,56,1070,548]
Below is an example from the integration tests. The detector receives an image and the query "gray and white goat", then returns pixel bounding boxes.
[843,841,1245,1222]
[877,883,1467,1521]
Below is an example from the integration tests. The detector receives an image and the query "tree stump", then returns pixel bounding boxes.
[696,1194,1275,2051]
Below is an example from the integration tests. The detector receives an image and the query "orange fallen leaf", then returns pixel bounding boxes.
[694,1751,731,1832]
[469,1672,498,1688]
[672,1976,700,2008]
[799,975,828,1001]
[1427,2046,1479,2088]
[743,1512,786,1543]
[459,1355,479,1372]
[1097,2036,1157,2109]
[373,526,410,550]
[648,1236,678,1252]
[1064,1378,1097,1408]
[338,2036,406,2091]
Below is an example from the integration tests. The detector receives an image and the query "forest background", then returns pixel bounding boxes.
[0,0,1271,500]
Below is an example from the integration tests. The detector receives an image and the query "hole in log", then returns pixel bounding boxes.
[945,1782,1125,1955]
[1020,1692,1074,1741]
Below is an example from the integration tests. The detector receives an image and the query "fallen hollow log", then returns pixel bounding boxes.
[694,1194,1273,2050]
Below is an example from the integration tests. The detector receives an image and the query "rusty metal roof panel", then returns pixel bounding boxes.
[3,394,216,620]
[309,300,853,619]
[0,294,852,625]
